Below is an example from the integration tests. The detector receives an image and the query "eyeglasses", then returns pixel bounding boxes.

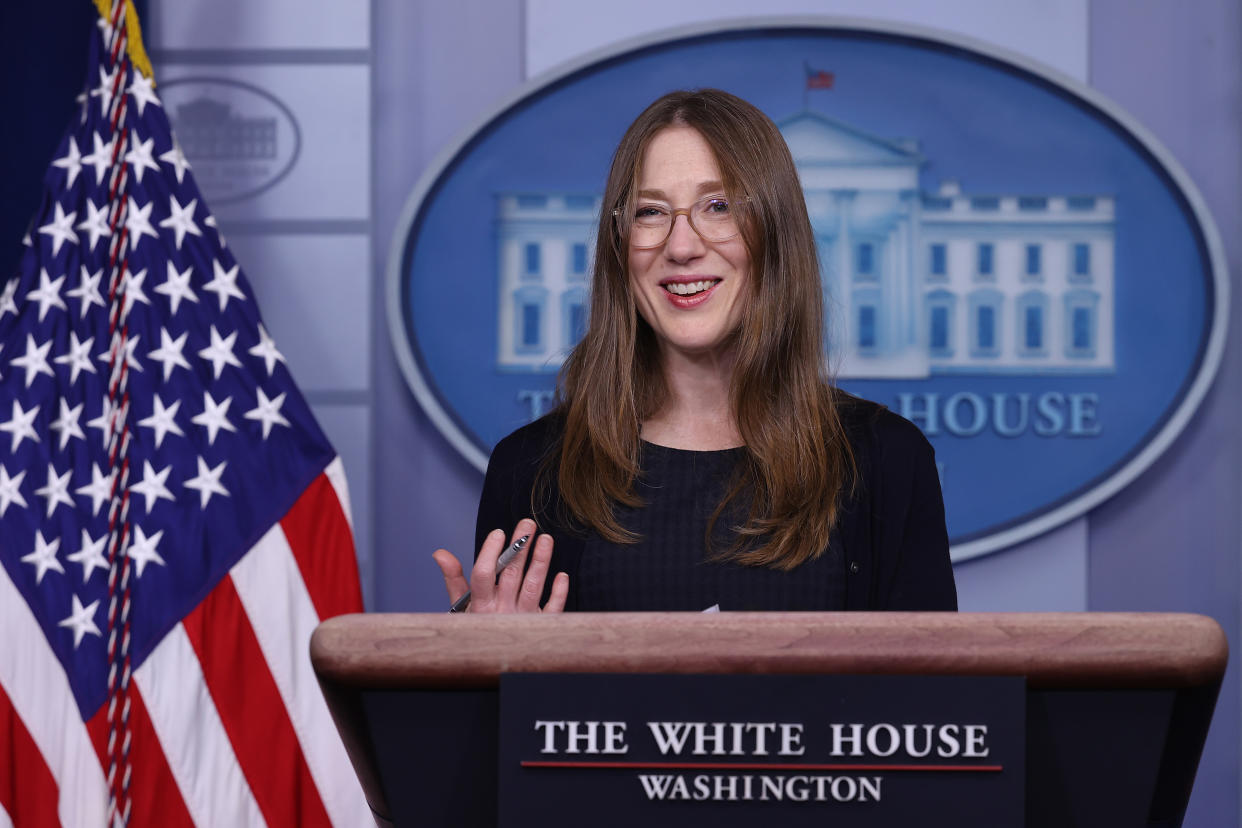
[614,194,745,249]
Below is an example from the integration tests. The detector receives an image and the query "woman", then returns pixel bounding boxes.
[434,89,956,613]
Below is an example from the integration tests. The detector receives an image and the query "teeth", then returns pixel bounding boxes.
[664,280,716,296]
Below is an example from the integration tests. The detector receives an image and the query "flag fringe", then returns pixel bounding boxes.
[91,0,154,84]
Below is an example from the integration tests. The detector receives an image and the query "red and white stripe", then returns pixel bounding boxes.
[0,562,109,827]
[0,462,368,827]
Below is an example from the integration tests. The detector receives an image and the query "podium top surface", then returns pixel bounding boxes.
[310,611,1227,691]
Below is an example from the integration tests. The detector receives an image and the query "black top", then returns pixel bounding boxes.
[474,395,957,611]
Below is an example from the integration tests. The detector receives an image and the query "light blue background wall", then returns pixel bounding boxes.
[141,1,1242,823]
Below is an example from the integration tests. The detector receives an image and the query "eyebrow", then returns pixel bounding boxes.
[636,181,726,201]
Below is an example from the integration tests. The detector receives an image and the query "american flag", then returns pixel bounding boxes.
[805,63,835,90]
[0,2,369,825]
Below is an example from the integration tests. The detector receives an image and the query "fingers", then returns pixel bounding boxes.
[432,548,469,603]
[469,528,508,606]
[506,518,538,560]
[453,518,568,613]
[494,518,537,607]
[544,571,570,614]
[494,536,529,600]
[516,534,554,612]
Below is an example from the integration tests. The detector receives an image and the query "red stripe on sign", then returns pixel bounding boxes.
[281,473,364,619]
[85,684,195,828]
[183,574,332,828]
[0,681,60,828]
[520,760,1004,772]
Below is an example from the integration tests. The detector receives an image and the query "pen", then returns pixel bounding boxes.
[448,534,531,613]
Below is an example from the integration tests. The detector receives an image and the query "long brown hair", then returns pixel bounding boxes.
[546,88,854,570]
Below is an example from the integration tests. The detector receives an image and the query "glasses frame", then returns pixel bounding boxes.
[613,194,748,250]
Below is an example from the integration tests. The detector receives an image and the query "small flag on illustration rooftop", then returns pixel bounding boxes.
[0,1,369,825]
[805,63,835,90]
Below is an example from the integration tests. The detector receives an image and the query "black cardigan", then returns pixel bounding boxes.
[474,395,957,611]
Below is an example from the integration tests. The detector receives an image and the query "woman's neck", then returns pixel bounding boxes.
[640,346,743,450]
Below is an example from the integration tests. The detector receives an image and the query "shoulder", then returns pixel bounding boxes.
[476,412,566,549]
[833,391,932,462]
[831,390,955,611]
[490,412,564,469]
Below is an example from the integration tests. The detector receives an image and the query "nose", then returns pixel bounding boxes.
[664,212,705,262]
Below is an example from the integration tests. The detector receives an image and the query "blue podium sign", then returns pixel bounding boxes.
[388,19,1228,560]
[499,673,1024,827]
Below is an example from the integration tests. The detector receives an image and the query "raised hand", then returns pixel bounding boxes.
[432,518,568,613]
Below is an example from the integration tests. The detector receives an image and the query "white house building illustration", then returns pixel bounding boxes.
[495,110,1115,377]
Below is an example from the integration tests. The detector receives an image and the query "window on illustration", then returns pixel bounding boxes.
[977,305,995,350]
[1025,305,1043,350]
[858,305,877,349]
[977,243,994,276]
[930,305,949,351]
[522,304,541,347]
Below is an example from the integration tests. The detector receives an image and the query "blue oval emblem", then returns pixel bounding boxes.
[387,21,1228,561]
[159,77,301,204]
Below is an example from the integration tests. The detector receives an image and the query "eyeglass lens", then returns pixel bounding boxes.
[628,196,739,247]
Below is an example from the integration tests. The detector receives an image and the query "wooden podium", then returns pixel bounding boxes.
[311,612,1226,827]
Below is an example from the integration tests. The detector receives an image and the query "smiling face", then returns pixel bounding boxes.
[627,126,751,364]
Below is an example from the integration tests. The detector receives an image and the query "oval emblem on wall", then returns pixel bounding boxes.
[159,77,301,204]
[387,20,1228,561]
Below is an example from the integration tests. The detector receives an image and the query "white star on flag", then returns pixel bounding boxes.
[81,132,114,185]
[127,70,160,115]
[137,395,185,448]
[124,133,160,183]
[159,196,202,249]
[74,199,111,252]
[184,457,229,508]
[67,529,110,583]
[86,396,116,444]
[94,14,114,44]
[10,334,55,387]
[67,266,106,318]
[54,331,97,384]
[156,261,198,314]
[159,136,191,183]
[52,135,84,188]
[192,392,237,445]
[121,266,152,319]
[147,327,191,381]
[49,399,87,449]
[58,594,102,649]
[0,465,28,517]
[96,333,143,373]
[204,260,245,311]
[21,531,64,585]
[90,64,118,115]
[0,279,18,318]
[129,460,175,512]
[204,214,227,248]
[245,388,291,439]
[199,325,242,379]
[34,463,75,518]
[125,196,160,246]
[25,268,68,321]
[126,525,166,577]
[75,463,116,517]
[0,400,41,451]
[249,324,286,376]
[37,203,78,256]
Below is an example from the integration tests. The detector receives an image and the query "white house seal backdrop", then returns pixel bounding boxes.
[388,20,1227,562]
